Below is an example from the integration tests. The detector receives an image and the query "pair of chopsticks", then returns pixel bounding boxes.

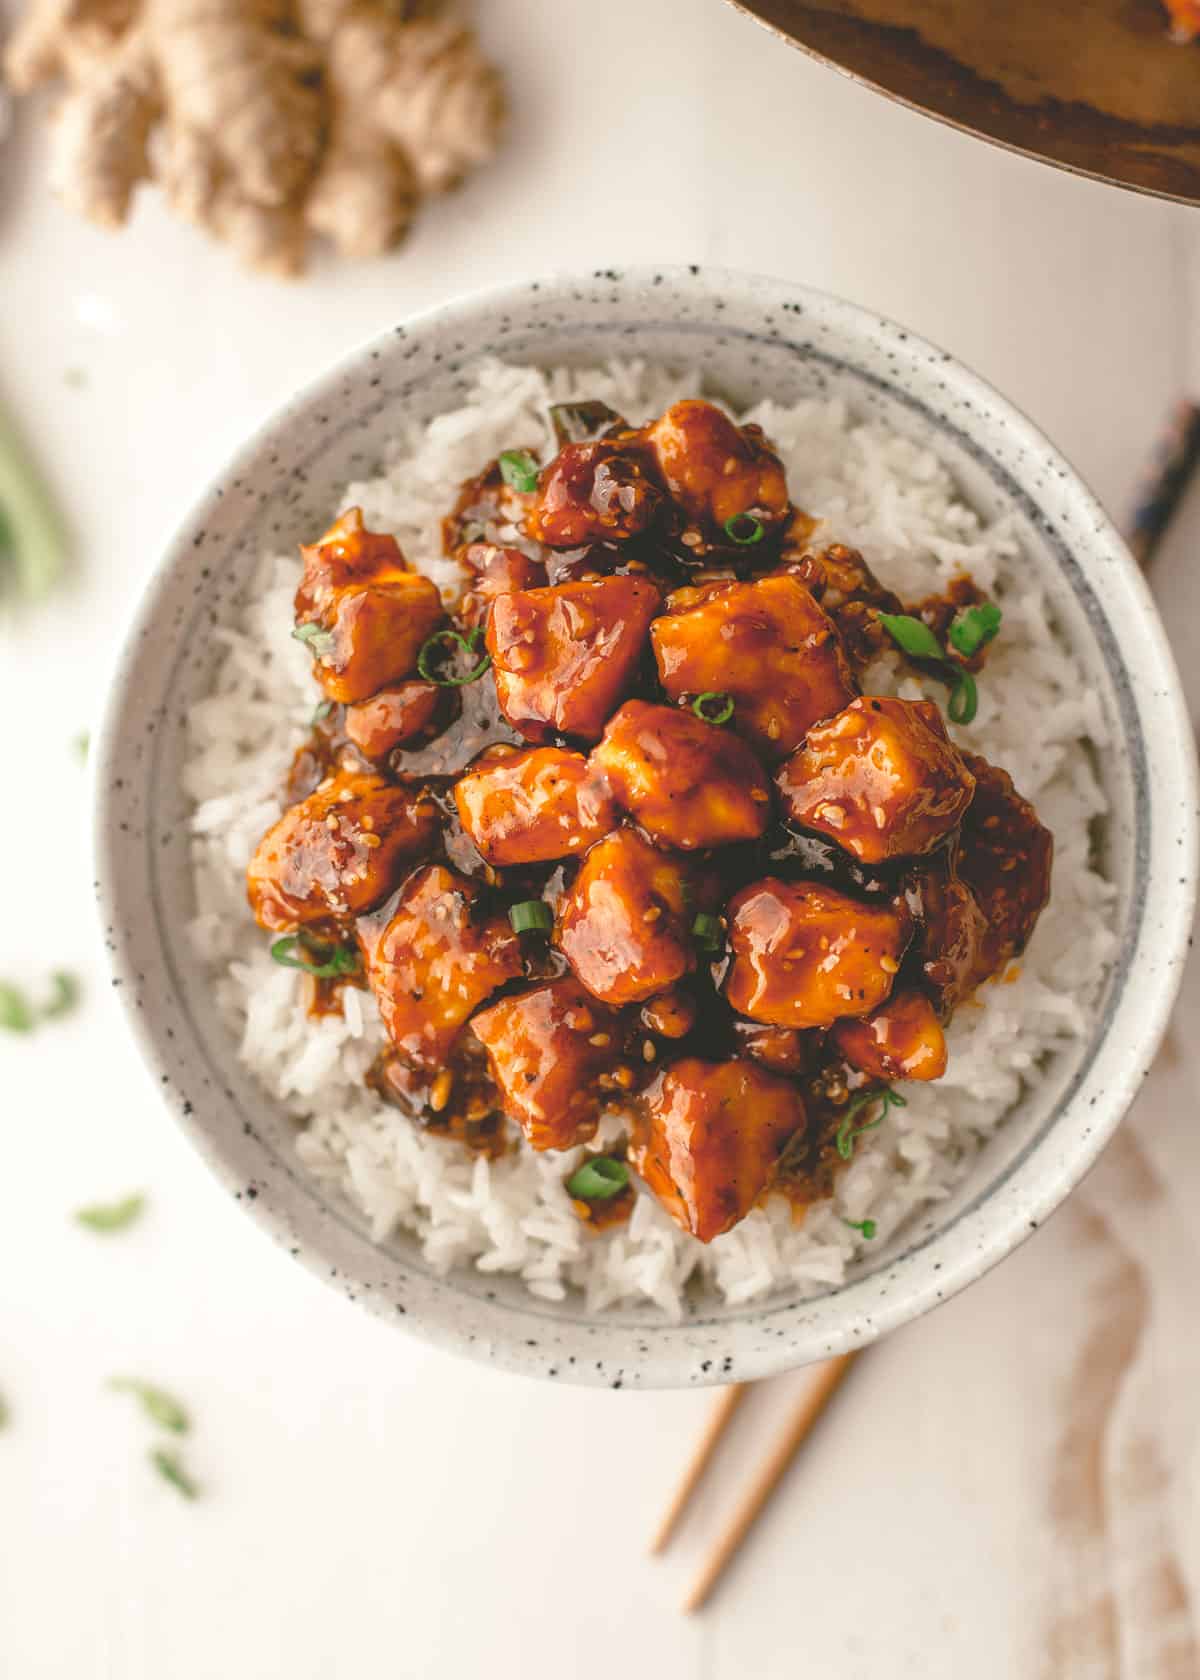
[650,1351,860,1612]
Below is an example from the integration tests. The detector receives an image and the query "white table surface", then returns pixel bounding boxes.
[4,2,1200,1674]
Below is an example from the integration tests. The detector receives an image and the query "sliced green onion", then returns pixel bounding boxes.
[110,1378,189,1434]
[509,900,553,935]
[834,1086,907,1161]
[948,601,1002,658]
[291,621,336,657]
[548,401,621,447]
[43,971,80,1019]
[416,626,492,687]
[692,912,724,951]
[150,1448,199,1500]
[498,450,539,494]
[0,983,34,1032]
[566,1156,630,1201]
[0,395,70,602]
[878,612,944,661]
[270,934,359,979]
[842,1216,878,1239]
[75,1192,145,1233]
[311,699,334,726]
[692,691,735,726]
[723,512,765,545]
[947,669,979,725]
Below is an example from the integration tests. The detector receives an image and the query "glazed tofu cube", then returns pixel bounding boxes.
[557,828,697,1006]
[454,746,617,866]
[526,441,662,547]
[247,770,440,932]
[629,1058,804,1242]
[956,753,1053,983]
[776,697,976,864]
[296,507,410,600]
[590,700,771,849]
[343,681,442,760]
[487,576,661,742]
[651,574,854,760]
[294,508,446,705]
[831,989,948,1081]
[459,544,548,630]
[724,878,912,1029]
[471,977,625,1151]
[358,864,523,1072]
[908,843,990,1016]
[642,401,790,534]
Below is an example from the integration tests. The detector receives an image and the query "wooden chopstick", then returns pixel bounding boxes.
[680,1351,861,1614]
[1129,399,1200,570]
[649,1382,749,1555]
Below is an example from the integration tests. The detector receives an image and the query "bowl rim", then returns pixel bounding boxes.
[93,265,1199,1387]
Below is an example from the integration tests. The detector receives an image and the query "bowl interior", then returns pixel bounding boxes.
[96,269,1195,1386]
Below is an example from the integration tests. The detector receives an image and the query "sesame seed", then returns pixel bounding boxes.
[642,1040,657,1062]
[879,955,899,974]
[588,1032,611,1047]
[612,1067,635,1090]
[429,1071,453,1112]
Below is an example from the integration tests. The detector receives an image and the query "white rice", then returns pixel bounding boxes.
[184,359,1117,1317]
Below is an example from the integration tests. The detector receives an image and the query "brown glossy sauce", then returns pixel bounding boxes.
[250,399,1051,1244]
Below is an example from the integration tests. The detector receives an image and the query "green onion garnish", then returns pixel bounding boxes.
[75,1192,146,1233]
[692,691,735,725]
[948,601,1002,658]
[509,900,553,935]
[110,1378,189,1434]
[0,983,35,1033]
[270,933,359,979]
[566,1156,630,1201]
[311,699,334,726]
[723,512,765,545]
[43,971,80,1019]
[498,450,539,494]
[692,912,723,951]
[834,1086,907,1161]
[416,626,492,687]
[877,613,944,661]
[842,1216,878,1238]
[0,395,70,602]
[947,669,979,725]
[292,621,336,657]
[879,612,987,726]
[150,1448,199,1500]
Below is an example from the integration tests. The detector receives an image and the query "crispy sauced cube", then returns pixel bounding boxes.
[909,843,990,1016]
[454,746,617,866]
[957,753,1053,982]
[629,1058,804,1242]
[832,989,948,1081]
[724,878,912,1030]
[344,682,442,760]
[357,865,522,1072]
[642,400,789,533]
[525,441,662,548]
[651,574,854,761]
[471,977,624,1151]
[730,1021,812,1076]
[293,508,444,705]
[247,770,440,932]
[777,697,976,864]
[557,828,698,1007]
[590,700,772,850]
[459,544,548,630]
[487,576,661,742]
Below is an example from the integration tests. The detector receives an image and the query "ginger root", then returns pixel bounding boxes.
[4,0,504,275]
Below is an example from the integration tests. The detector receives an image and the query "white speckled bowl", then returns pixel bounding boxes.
[94,268,1198,1388]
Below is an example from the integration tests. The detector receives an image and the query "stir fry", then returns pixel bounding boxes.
[247,398,1052,1244]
